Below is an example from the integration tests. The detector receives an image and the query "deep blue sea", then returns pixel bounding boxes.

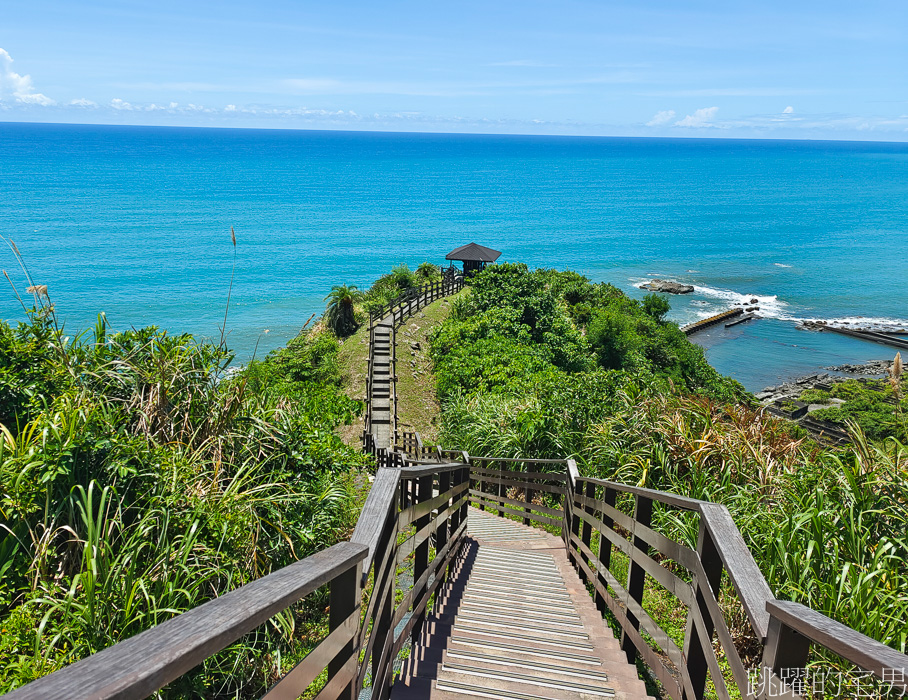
[1,122,906,391]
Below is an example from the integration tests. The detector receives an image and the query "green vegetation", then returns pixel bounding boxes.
[323,284,363,337]
[431,263,908,668]
[0,300,367,694]
[809,379,908,441]
[799,388,831,404]
[394,292,463,443]
[361,264,421,315]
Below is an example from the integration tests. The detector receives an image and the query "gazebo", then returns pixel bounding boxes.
[445,243,502,277]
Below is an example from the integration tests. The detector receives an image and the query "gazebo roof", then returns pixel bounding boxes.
[445,243,502,263]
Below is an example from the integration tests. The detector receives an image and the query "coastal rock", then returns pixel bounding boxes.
[638,279,694,294]
[825,360,892,375]
[750,298,759,304]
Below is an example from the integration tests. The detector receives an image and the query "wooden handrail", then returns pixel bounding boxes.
[763,600,908,696]
[350,467,401,584]
[464,454,907,699]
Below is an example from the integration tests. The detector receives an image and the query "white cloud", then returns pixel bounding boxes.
[110,98,135,110]
[70,98,97,107]
[0,48,55,105]
[224,104,237,112]
[674,106,719,128]
[783,105,794,114]
[646,109,676,126]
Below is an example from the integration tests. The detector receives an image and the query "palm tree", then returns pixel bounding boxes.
[324,284,362,337]
[416,261,439,282]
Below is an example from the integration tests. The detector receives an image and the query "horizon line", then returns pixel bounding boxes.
[2,118,908,146]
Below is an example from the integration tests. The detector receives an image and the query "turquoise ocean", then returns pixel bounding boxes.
[1,122,906,391]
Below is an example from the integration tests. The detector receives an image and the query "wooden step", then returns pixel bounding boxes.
[390,510,651,700]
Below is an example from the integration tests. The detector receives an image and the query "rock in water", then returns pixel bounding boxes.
[638,279,694,294]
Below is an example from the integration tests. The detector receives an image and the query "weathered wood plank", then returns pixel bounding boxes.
[469,456,569,464]
[700,503,773,641]
[574,492,701,572]
[471,473,567,496]
[262,609,359,699]
[399,462,466,477]
[471,465,568,482]
[577,476,703,511]
[767,600,908,685]
[351,468,400,582]
[468,490,562,519]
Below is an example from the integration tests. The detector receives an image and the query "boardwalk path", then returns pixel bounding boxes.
[391,508,651,700]
[368,317,394,450]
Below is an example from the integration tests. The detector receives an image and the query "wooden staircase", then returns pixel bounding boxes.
[369,320,394,450]
[390,509,650,700]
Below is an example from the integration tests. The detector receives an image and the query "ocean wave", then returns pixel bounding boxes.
[629,278,908,331]
[788,316,908,333]
[774,263,792,268]
[692,285,788,317]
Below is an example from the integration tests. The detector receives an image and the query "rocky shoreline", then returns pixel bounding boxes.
[755,359,892,404]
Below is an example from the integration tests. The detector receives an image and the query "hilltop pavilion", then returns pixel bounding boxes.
[445,243,502,276]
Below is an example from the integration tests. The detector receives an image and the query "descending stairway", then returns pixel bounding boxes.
[369,320,394,450]
[391,509,651,700]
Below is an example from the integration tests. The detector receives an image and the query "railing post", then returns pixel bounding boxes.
[328,561,363,700]
[577,480,596,584]
[760,615,810,699]
[622,494,652,664]
[681,514,725,700]
[568,482,582,567]
[523,460,533,526]
[436,470,450,555]
[460,454,471,525]
[496,461,505,518]
[413,474,433,636]
[371,500,400,700]
[596,486,616,614]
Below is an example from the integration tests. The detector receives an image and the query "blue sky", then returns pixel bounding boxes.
[1,0,906,139]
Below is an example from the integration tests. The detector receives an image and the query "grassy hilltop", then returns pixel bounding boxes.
[427,263,908,662]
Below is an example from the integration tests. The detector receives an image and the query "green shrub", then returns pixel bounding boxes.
[800,388,831,404]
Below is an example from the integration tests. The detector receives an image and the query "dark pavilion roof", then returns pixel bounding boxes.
[445,243,502,263]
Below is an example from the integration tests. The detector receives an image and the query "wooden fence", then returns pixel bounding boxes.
[363,276,464,453]
[5,459,470,700]
[8,450,906,700]
[467,455,908,700]
[367,276,464,327]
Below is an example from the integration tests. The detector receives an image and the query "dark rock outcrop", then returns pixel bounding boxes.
[638,279,694,294]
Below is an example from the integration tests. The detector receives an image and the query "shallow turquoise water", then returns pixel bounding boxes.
[0,123,906,390]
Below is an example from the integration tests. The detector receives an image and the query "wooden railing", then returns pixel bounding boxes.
[9,448,905,700]
[467,455,570,529]
[350,460,470,700]
[367,276,464,327]
[363,276,464,454]
[468,455,908,700]
[5,458,469,700]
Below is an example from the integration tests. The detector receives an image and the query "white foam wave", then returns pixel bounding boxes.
[774,263,792,268]
[630,279,908,332]
[692,285,788,318]
[789,316,908,333]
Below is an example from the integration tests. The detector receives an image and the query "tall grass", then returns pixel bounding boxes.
[0,280,366,693]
